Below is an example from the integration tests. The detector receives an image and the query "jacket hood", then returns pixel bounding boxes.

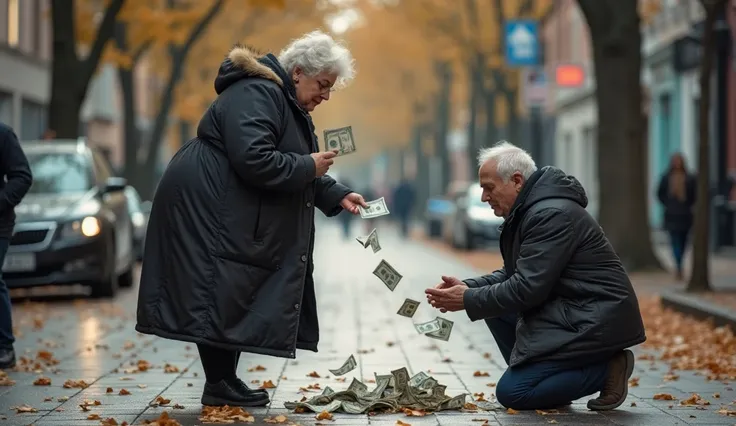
[518,166,588,213]
[214,45,290,94]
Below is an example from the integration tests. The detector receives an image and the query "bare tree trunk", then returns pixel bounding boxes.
[688,0,725,292]
[578,0,663,271]
[434,61,452,192]
[48,0,125,138]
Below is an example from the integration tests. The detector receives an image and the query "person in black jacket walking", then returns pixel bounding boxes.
[136,31,365,408]
[657,153,696,280]
[425,141,645,412]
[0,123,32,369]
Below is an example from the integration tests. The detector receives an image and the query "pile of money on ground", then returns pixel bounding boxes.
[284,367,466,414]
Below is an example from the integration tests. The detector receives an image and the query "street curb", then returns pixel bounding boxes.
[660,289,736,329]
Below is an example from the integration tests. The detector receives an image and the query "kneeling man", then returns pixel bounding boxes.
[425,141,645,411]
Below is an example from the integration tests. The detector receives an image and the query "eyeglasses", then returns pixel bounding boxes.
[317,80,336,94]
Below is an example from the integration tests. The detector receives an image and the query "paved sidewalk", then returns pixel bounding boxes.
[1,222,735,425]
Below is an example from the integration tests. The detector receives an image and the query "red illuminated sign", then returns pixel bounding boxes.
[555,65,585,87]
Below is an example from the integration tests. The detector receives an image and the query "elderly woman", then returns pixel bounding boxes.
[135,30,365,407]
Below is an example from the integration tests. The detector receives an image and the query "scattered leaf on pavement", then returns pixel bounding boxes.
[316,410,333,420]
[260,380,276,389]
[33,376,51,386]
[11,404,38,413]
[63,379,89,389]
[264,414,288,423]
[200,406,254,423]
[140,411,181,425]
[403,408,426,416]
[473,371,489,377]
[506,408,519,414]
[654,393,677,401]
[248,365,266,372]
[307,371,320,378]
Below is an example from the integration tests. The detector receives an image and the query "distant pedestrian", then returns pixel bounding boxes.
[657,153,696,280]
[136,31,366,408]
[391,179,416,238]
[426,141,645,412]
[0,122,33,369]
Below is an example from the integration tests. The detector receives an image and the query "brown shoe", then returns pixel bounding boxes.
[587,350,635,411]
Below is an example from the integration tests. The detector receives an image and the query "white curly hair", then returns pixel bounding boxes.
[277,30,356,89]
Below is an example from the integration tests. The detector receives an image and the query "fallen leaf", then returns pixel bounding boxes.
[119,388,131,395]
[506,408,519,414]
[403,408,426,416]
[396,421,411,426]
[200,405,254,423]
[33,376,51,386]
[441,357,452,363]
[307,371,321,378]
[150,396,171,406]
[248,365,266,372]
[11,404,38,413]
[473,371,489,377]
[140,411,181,425]
[163,363,179,373]
[106,387,114,393]
[316,410,334,420]
[680,393,710,406]
[260,380,276,389]
[717,407,736,416]
[463,402,478,411]
[631,402,637,407]
[663,373,680,382]
[629,377,640,387]
[87,414,102,420]
[335,377,346,382]
[263,414,288,423]
[138,384,148,389]
[63,379,89,389]
[483,353,491,359]
[654,393,677,400]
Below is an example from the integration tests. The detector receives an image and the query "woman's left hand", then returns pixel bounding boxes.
[340,192,368,215]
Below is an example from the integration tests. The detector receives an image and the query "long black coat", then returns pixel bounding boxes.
[462,167,646,367]
[135,45,351,358]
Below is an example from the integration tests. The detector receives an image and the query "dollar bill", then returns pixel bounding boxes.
[284,368,466,414]
[372,259,402,291]
[329,354,357,376]
[426,317,454,342]
[356,228,380,253]
[414,319,441,334]
[347,378,368,396]
[323,126,356,157]
[408,371,430,388]
[396,299,420,318]
[366,228,381,253]
[359,197,390,219]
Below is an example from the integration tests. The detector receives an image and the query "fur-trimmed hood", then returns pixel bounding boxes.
[214,45,288,95]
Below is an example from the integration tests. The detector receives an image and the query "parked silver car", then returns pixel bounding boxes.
[443,184,505,250]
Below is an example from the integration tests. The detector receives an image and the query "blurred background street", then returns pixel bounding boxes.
[2,0,736,424]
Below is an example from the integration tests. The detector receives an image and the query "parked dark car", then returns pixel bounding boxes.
[443,183,504,250]
[2,140,136,298]
[123,186,150,261]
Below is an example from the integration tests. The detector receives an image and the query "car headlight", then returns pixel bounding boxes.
[60,216,101,239]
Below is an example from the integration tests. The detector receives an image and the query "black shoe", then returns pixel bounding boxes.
[0,348,15,369]
[228,377,269,395]
[201,379,270,407]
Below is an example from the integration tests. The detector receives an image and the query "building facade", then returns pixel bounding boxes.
[0,0,52,139]
[541,0,599,218]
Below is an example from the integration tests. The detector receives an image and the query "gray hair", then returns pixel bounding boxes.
[477,141,538,181]
[277,30,356,89]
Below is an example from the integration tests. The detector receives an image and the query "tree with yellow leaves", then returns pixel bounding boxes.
[391,0,551,181]
[48,0,125,139]
[111,0,309,197]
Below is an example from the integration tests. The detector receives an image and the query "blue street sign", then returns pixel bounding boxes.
[505,20,539,67]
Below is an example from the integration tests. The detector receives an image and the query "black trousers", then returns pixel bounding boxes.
[197,344,241,383]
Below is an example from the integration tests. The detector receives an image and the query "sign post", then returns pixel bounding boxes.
[504,20,539,67]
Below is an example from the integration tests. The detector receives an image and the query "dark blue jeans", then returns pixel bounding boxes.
[668,230,689,272]
[0,238,13,349]
[486,313,609,410]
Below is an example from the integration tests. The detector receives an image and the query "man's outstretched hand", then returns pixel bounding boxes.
[425,276,468,313]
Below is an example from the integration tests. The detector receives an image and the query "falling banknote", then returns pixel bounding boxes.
[329,354,357,376]
[323,126,356,157]
[355,228,381,253]
[396,299,420,318]
[372,259,402,291]
[426,317,454,342]
[414,319,442,335]
[359,197,390,219]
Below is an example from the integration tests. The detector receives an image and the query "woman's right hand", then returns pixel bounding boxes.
[311,150,338,177]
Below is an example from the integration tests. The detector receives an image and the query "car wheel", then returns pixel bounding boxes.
[90,267,118,299]
[118,265,134,288]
